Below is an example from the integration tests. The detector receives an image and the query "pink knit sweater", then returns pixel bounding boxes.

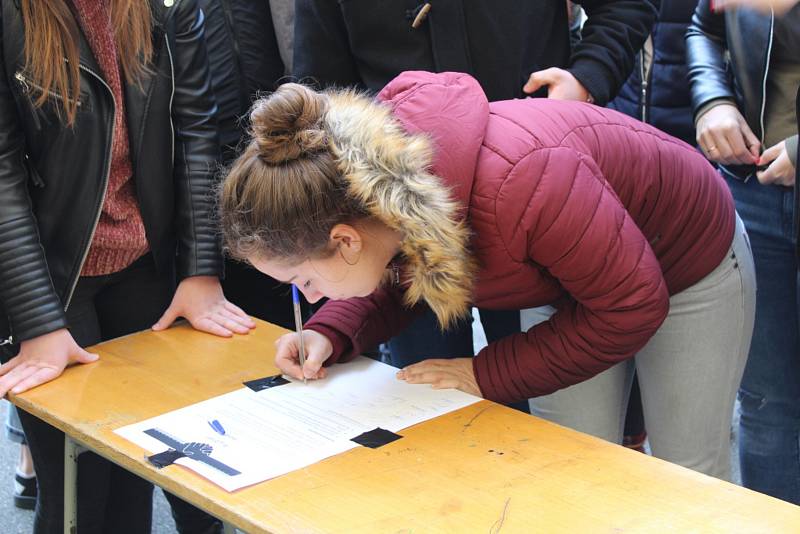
[71,0,148,276]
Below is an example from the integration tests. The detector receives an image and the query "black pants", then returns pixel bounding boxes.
[221,259,295,330]
[17,255,219,534]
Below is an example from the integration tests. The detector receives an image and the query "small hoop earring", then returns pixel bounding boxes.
[338,243,361,266]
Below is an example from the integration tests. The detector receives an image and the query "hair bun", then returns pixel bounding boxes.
[249,83,328,164]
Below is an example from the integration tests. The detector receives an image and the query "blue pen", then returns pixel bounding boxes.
[291,285,308,385]
[208,419,226,436]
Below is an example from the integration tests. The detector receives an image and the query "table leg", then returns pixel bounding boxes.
[64,436,86,534]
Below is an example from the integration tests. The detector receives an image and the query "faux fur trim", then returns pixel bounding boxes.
[323,90,477,329]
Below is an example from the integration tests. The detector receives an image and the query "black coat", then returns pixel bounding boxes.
[199,0,285,155]
[608,0,698,145]
[0,0,222,346]
[293,0,659,105]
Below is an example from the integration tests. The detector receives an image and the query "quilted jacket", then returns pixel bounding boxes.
[305,71,735,404]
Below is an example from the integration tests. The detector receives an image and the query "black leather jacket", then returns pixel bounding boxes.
[0,0,222,346]
[686,0,773,142]
[199,0,284,157]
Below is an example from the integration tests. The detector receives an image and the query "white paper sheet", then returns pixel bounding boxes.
[115,356,480,491]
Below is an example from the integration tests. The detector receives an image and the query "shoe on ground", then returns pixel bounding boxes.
[14,471,37,510]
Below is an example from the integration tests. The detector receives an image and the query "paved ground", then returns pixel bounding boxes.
[0,312,739,532]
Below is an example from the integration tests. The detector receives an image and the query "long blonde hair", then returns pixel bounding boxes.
[20,0,153,125]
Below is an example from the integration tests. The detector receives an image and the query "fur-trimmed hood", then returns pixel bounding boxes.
[321,72,490,328]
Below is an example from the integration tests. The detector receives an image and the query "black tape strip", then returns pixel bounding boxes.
[351,427,402,449]
[244,374,289,392]
[147,449,185,469]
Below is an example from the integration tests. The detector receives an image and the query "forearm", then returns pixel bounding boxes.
[305,287,423,364]
[686,0,735,115]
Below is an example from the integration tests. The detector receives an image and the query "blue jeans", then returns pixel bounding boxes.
[4,401,25,444]
[727,175,800,505]
[387,307,529,412]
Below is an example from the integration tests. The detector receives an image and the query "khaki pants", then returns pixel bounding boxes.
[525,215,756,481]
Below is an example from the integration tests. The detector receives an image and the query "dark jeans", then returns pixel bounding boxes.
[727,175,800,505]
[387,307,529,412]
[16,255,220,533]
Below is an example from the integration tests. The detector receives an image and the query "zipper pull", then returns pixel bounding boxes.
[0,335,13,346]
[14,72,30,93]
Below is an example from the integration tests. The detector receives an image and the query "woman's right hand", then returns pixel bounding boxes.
[0,329,99,397]
[696,103,761,165]
[274,330,333,381]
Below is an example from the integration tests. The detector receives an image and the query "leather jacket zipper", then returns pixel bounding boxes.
[758,12,775,146]
[63,64,115,311]
[14,72,42,130]
[14,71,81,107]
[165,35,176,172]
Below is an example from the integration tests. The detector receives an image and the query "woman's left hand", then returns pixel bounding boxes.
[396,358,483,397]
[756,140,796,186]
[152,276,256,337]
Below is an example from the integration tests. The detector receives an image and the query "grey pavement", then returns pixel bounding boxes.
[0,313,739,532]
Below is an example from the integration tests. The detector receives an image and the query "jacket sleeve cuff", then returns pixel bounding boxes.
[786,134,798,167]
[568,60,615,106]
[12,314,69,344]
[473,344,517,406]
[177,255,224,281]
[694,98,736,125]
[305,323,355,365]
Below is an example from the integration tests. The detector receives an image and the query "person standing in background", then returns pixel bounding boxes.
[0,1,254,532]
[199,0,300,333]
[292,0,659,412]
[687,0,800,504]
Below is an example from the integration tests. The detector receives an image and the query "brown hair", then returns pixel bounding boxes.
[219,83,368,264]
[20,0,153,126]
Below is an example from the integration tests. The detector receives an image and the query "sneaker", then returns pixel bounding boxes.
[13,471,36,510]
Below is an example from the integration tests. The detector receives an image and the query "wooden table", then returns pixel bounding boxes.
[10,319,800,533]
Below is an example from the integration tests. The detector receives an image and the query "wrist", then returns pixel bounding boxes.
[694,98,737,126]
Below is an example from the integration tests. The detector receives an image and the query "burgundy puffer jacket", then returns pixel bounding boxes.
[306,71,735,404]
